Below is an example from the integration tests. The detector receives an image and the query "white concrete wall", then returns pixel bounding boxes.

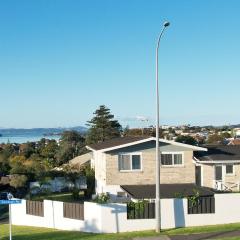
[11,194,240,233]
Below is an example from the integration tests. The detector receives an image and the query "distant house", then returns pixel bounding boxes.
[87,136,211,200]
[68,153,91,170]
[194,145,240,191]
[228,139,240,145]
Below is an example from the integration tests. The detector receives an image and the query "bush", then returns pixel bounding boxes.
[10,174,28,189]
[94,193,110,204]
[72,188,80,200]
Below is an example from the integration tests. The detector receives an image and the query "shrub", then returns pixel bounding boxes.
[72,188,80,200]
[94,193,110,204]
[10,174,28,189]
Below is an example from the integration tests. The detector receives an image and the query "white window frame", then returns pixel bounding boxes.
[225,164,235,176]
[118,152,142,172]
[161,152,184,167]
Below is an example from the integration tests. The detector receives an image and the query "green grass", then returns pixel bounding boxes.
[220,238,240,240]
[163,222,240,235]
[30,192,85,203]
[1,223,240,240]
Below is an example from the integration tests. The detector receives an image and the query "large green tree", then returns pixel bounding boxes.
[56,131,86,166]
[40,140,59,166]
[86,105,122,144]
[0,144,15,174]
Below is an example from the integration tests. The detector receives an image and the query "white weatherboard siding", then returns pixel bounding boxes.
[11,194,240,233]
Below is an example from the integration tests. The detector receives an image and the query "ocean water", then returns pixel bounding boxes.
[0,135,60,144]
[0,127,86,144]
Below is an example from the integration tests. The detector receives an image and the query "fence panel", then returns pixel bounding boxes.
[127,202,155,219]
[63,202,84,220]
[26,200,44,217]
[188,196,215,214]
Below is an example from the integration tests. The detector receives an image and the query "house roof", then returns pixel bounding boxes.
[194,145,240,162]
[228,139,240,145]
[87,136,149,151]
[69,153,91,166]
[86,136,207,152]
[120,184,214,199]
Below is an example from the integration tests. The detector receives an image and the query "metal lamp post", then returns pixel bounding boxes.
[155,21,170,233]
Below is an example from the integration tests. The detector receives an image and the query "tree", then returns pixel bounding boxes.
[56,131,86,166]
[0,144,15,174]
[19,142,35,158]
[10,174,28,189]
[221,132,231,139]
[123,126,154,137]
[86,105,122,144]
[207,134,224,144]
[9,155,28,174]
[175,135,198,145]
[40,140,59,166]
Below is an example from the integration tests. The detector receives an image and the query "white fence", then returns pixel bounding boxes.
[11,193,240,233]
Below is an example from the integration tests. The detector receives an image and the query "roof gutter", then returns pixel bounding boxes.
[86,145,95,152]
[194,156,240,164]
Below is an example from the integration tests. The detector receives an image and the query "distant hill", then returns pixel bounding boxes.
[202,124,240,129]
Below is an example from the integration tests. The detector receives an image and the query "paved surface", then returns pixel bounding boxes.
[170,230,240,240]
[134,230,240,240]
[134,237,170,240]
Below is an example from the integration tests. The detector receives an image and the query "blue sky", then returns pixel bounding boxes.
[1,0,240,128]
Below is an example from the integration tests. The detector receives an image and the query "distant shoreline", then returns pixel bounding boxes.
[0,135,61,144]
[0,126,87,144]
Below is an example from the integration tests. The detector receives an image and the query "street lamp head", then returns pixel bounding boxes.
[163,21,170,27]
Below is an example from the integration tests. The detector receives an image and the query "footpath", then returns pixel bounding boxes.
[134,230,240,240]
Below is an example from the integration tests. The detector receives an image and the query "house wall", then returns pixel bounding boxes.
[94,151,107,194]
[201,163,240,190]
[223,163,240,191]
[201,163,214,188]
[11,194,240,233]
[105,142,195,186]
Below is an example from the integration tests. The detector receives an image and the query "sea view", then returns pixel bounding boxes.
[0,126,86,144]
[0,134,60,144]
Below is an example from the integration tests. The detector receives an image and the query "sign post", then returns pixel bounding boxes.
[9,203,12,240]
[0,199,22,240]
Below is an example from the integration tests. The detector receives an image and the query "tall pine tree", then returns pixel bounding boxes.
[86,105,122,144]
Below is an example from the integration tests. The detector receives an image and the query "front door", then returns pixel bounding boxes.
[195,166,202,186]
[215,165,223,181]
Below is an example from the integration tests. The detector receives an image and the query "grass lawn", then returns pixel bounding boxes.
[1,223,240,240]
[30,192,86,203]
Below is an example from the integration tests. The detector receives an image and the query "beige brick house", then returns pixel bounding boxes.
[194,145,240,191]
[87,136,211,200]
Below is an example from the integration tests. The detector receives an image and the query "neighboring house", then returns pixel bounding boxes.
[68,153,91,170]
[228,139,240,145]
[233,128,240,138]
[54,153,91,171]
[87,136,209,200]
[194,145,240,191]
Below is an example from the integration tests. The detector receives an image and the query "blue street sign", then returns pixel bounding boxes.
[0,199,22,205]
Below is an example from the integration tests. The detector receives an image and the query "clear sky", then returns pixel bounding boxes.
[1,0,240,128]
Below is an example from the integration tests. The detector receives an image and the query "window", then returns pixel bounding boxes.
[161,153,183,166]
[119,153,142,171]
[117,192,126,197]
[226,164,234,174]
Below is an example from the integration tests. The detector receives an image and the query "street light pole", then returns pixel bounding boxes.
[155,21,170,233]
